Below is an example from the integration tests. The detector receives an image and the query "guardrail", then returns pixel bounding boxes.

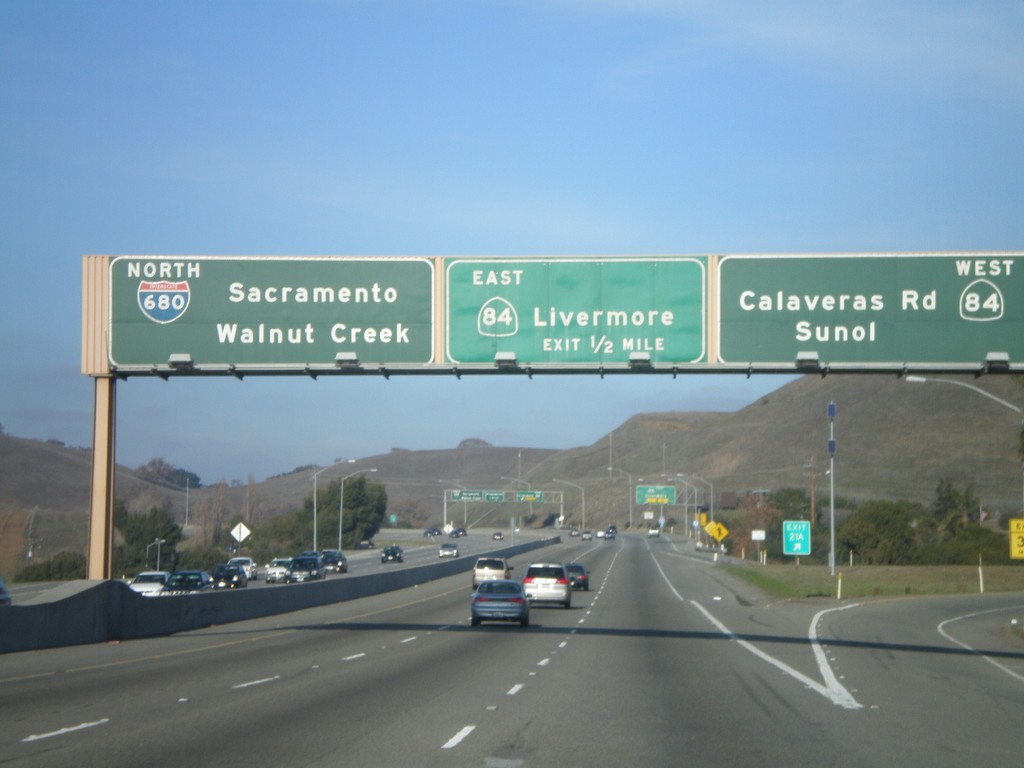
[0,536,559,654]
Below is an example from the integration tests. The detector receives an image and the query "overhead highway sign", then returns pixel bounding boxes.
[108,256,435,370]
[716,253,1022,369]
[445,257,706,367]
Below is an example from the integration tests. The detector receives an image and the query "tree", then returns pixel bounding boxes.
[112,502,182,576]
[135,458,202,489]
[837,500,921,564]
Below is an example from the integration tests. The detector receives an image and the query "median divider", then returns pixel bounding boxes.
[0,536,559,653]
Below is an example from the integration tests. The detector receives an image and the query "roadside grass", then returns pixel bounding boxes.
[725,562,1024,599]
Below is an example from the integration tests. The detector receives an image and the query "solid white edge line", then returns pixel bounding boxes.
[442,725,476,749]
[650,548,862,710]
[938,607,1024,684]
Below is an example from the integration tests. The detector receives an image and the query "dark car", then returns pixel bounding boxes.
[161,570,213,594]
[492,531,505,541]
[212,564,248,589]
[424,527,442,537]
[0,576,11,607]
[285,556,324,582]
[320,549,348,574]
[449,527,467,538]
[564,562,589,591]
[380,545,404,563]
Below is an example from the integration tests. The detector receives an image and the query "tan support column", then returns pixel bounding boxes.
[87,376,117,579]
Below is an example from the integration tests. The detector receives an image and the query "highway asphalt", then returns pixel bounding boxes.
[2,533,1023,767]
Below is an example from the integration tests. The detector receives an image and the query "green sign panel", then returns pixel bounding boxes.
[636,485,677,505]
[516,491,544,503]
[109,257,435,368]
[717,254,1023,365]
[445,257,706,365]
[782,520,811,556]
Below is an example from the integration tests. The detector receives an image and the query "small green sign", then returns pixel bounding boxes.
[636,485,677,505]
[445,257,706,365]
[717,253,1023,365]
[783,520,811,556]
[109,256,435,368]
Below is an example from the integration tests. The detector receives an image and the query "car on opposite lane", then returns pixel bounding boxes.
[471,578,530,627]
[264,557,291,583]
[212,564,248,589]
[521,562,572,609]
[285,555,324,582]
[227,556,258,580]
[128,571,170,595]
[320,549,348,574]
[161,570,213,594]
[380,545,404,563]
[439,542,459,558]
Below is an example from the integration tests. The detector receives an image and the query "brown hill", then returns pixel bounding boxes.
[1,374,1021,578]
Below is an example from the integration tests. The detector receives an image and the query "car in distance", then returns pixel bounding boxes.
[471,579,530,627]
[492,531,505,541]
[568,528,580,537]
[227,556,258,580]
[472,557,511,588]
[439,541,459,558]
[564,562,589,591]
[320,549,348,574]
[285,555,324,582]
[265,557,292,583]
[161,570,213,594]
[521,563,572,609]
[423,527,442,537]
[380,545,404,563]
[128,571,170,595]
[212,564,248,589]
[648,527,660,537]
[581,530,593,541]
[449,527,467,538]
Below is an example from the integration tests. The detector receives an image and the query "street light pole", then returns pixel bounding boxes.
[608,467,633,528]
[553,479,585,531]
[310,459,356,552]
[907,376,1024,514]
[439,479,467,528]
[339,469,377,551]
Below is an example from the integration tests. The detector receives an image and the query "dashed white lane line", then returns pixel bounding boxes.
[343,653,366,661]
[401,636,417,644]
[232,675,280,689]
[22,718,109,743]
[537,658,551,666]
[508,684,525,695]
[442,725,476,749]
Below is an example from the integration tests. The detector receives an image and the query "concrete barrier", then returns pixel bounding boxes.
[0,537,558,653]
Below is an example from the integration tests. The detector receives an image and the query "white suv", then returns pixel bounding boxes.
[228,557,258,580]
[521,563,571,609]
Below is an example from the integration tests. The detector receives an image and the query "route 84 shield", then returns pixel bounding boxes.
[137,280,190,324]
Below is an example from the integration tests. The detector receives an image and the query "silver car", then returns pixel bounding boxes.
[471,579,530,627]
[521,563,572,609]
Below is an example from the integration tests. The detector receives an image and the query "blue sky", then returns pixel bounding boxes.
[2,1,1021,483]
